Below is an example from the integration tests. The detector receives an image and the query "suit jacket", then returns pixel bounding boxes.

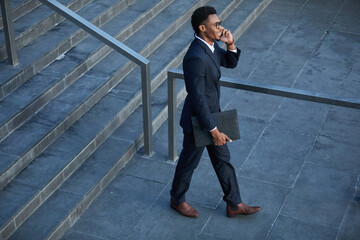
[180,38,241,133]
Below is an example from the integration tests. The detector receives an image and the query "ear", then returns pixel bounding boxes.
[198,24,206,33]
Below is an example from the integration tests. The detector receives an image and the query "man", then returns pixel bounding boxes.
[170,6,261,218]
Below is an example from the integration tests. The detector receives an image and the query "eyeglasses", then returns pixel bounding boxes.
[202,21,222,29]
[209,21,222,29]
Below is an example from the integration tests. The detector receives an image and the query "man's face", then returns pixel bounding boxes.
[202,14,223,42]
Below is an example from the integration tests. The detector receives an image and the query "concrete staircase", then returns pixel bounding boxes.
[0,0,271,239]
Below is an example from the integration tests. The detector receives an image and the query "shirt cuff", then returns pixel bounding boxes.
[209,126,217,132]
[228,48,237,53]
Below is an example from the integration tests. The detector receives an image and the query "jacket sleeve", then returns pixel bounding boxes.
[183,56,217,131]
[219,47,241,68]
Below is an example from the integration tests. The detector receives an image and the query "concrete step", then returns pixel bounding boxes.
[0,0,132,100]
[0,0,169,188]
[8,105,153,240]
[1,95,145,240]
[0,0,203,238]
[1,0,29,12]
[0,0,42,30]
[11,0,269,239]
[0,0,81,61]
[0,0,168,141]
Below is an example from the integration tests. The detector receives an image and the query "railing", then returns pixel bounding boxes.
[0,0,18,65]
[167,68,360,161]
[0,0,153,155]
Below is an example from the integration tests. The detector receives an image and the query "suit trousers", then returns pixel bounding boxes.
[170,132,242,206]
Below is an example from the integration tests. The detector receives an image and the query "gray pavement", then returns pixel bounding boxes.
[64,0,360,239]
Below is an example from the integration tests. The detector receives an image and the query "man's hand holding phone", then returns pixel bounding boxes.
[220,28,236,50]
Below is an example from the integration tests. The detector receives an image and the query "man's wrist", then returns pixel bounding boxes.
[210,126,217,132]
[210,127,219,137]
[227,42,236,51]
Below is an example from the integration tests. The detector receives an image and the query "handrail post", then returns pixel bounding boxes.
[141,62,153,156]
[168,71,177,162]
[0,0,18,66]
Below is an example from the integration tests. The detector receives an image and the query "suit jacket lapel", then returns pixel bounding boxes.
[196,39,221,74]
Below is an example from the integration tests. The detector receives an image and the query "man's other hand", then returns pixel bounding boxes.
[210,128,232,146]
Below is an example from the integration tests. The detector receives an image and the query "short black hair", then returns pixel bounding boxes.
[191,6,217,35]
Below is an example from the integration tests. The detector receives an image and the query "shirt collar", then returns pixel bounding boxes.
[195,35,215,53]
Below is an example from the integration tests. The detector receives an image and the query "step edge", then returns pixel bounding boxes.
[0,0,163,140]
[0,0,134,100]
[0,0,95,62]
[0,0,42,29]
[0,93,140,240]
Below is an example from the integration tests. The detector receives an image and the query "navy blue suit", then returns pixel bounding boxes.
[171,38,243,206]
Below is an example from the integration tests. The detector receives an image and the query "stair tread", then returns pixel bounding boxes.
[0,92,130,227]
[9,106,144,240]
[6,0,28,9]
[9,189,83,240]
[0,1,42,29]
[0,0,115,86]
[0,0,159,131]
[0,57,77,125]
[0,0,73,46]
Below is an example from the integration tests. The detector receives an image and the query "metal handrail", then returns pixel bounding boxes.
[0,0,18,65]
[37,0,153,155]
[167,68,360,161]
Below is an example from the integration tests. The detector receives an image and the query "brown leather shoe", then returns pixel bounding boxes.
[226,203,261,217]
[170,200,199,218]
